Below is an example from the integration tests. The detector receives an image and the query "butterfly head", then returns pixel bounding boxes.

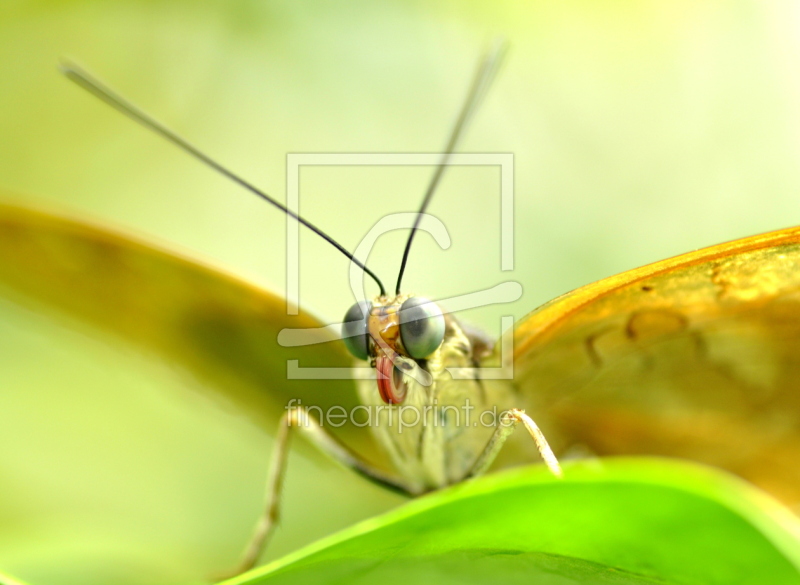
[342,295,446,405]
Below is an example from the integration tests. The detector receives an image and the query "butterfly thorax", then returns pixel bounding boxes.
[353,294,508,494]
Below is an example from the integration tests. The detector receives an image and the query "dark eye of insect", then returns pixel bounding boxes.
[399,297,445,359]
[342,300,372,360]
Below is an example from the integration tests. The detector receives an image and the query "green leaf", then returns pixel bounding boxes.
[226,459,800,585]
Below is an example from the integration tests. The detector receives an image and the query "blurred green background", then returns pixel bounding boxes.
[2,1,800,584]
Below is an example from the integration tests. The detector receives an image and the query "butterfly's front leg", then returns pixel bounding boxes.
[467,409,563,479]
[216,406,414,580]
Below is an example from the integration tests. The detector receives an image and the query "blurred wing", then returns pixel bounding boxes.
[0,199,383,464]
[502,226,800,506]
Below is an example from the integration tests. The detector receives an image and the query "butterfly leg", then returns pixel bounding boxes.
[467,408,563,479]
[219,406,413,579]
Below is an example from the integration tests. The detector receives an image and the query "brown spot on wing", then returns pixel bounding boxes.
[584,326,614,368]
[625,309,687,342]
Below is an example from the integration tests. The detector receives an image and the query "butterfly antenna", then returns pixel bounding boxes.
[394,40,508,295]
[59,61,387,297]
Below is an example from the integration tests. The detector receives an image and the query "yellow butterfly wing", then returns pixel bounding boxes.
[9,197,800,503]
[0,199,384,464]
[505,226,800,506]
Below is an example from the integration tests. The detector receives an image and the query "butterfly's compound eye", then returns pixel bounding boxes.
[342,300,372,360]
[399,297,445,359]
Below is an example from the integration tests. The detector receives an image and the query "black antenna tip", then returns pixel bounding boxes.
[58,59,79,77]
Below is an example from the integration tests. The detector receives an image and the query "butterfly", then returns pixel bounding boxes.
[2,44,800,580]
